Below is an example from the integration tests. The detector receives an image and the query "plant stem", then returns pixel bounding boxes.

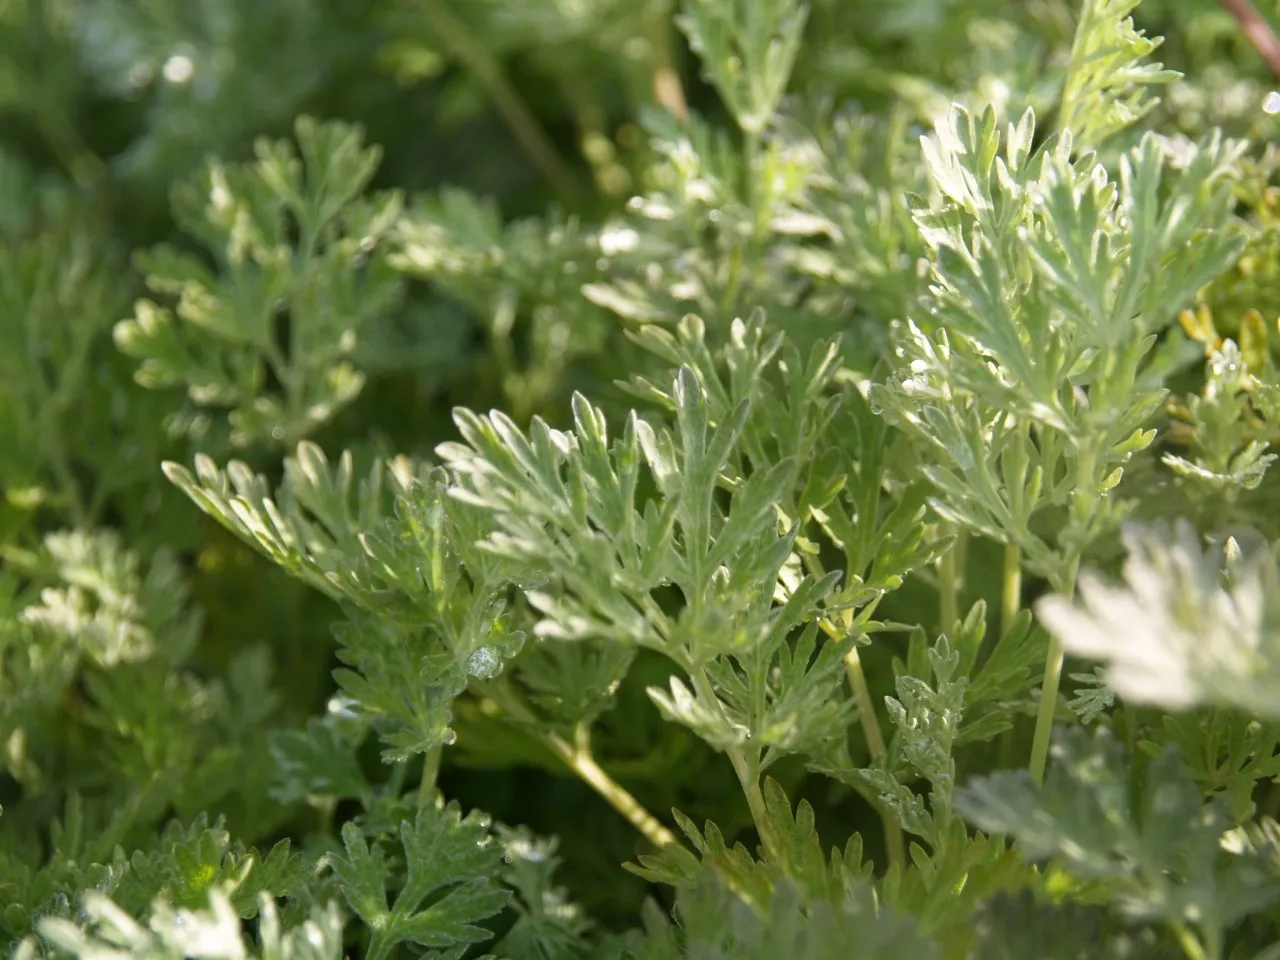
[799,547,906,873]
[487,679,674,847]
[938,525,960,633]
[843,648,885,759]
[733,752,771,843]
[544,724,677,848]
[843,645,905,873]
[1028,633,1064,784]
[366,934,394,960]
[1170,920,1212,960]
[1029,555,1080,784]
[1001,541,1022,637]
[1031,429,1101,782]
[415,0,581,202]
[1219,0,1280,77]
[418,744,442,806]
[689,665,772,851]
[317,796,339,839]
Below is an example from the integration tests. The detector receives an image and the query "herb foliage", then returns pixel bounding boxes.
[4,0,1280,957]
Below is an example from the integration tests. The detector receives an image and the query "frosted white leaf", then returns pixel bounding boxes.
[36,888,345,959]
[1035,521,1280,715]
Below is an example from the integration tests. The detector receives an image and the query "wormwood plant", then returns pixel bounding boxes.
[7,0,1280,957]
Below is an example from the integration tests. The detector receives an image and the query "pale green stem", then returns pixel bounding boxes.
[418,744,442,806]
[1001,542,1022,637]
[800,546,906,873]
[771,526,920,872]
[690,665,771,851]
[1029,554,1081,784]
[843,647,885,760]
[544,724,677,848]
[1030,436,1100,782]
[1170,920,1211,960]
[843,644,905,874]
[1028,633,1064,784]
[938,525,960,633]
[797,553,886,758]
[489,681,674,846]
[366,934,396,960]
[317,796,339,838]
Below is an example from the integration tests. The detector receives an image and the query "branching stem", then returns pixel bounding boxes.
[802,548,906,873]
[689,665,772,852]
[487,680,674,847]
[544,724,677,848]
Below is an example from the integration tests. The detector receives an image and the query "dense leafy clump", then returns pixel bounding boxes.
[6,0,1280,957]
